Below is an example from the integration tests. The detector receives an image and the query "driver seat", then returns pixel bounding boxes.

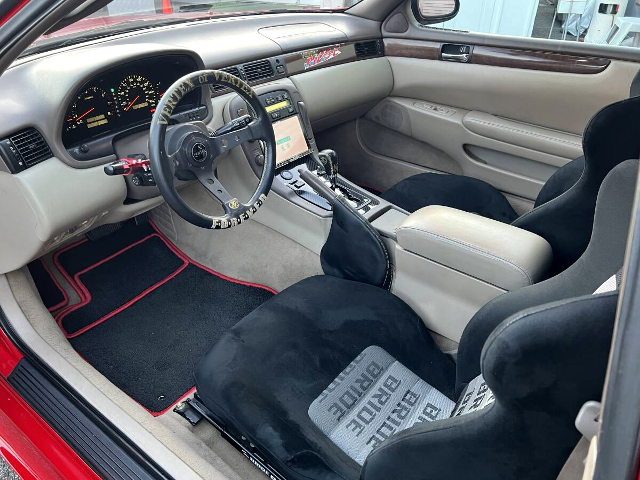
[195,159,637,480]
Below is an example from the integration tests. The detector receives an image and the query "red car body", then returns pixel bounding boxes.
[0,328,97,479]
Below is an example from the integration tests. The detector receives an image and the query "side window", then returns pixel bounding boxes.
[416,0,640,48]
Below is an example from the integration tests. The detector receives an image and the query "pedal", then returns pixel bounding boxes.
[86,215,149,241]
[85,222,124,241]
[133,212,149,226]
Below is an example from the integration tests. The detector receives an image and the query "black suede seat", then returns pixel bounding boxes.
[381,172,520,223]
[196,160,638,480]
[196,275,456,480]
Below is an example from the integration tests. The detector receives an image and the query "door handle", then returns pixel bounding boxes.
[441,52,470,62]
[440,44,473,63]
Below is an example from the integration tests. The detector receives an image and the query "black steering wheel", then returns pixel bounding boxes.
[149,70,276,229]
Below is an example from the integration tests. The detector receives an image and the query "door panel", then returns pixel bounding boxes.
[365,96,579,200]
[387,54,636,136]
[333,36,640,202]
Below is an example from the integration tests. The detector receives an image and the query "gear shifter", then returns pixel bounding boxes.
[318,149,339,189]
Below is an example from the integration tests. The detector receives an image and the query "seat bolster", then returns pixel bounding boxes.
[397,206,552,290]
[481,293,617,411]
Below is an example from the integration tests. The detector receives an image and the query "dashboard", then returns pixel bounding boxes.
[62,55,203,150]
[0,13,389,273]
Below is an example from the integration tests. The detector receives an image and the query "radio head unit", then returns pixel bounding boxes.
[259,89,311,168]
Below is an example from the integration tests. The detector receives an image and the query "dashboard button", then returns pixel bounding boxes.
[280,171,293,181]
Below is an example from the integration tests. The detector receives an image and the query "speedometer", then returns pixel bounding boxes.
[117,75,158,115]
[65,86,115,132]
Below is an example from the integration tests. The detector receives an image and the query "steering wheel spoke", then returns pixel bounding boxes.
[207,119,261,156]
[195,169,236,211]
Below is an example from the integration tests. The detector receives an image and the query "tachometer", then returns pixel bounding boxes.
[65,86,115,132]
[117,75,158,115]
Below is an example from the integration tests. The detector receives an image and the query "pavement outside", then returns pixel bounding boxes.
[532,0,581,41]
[0,458,18,480]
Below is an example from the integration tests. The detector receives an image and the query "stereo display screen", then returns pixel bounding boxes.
[272,115,310,166]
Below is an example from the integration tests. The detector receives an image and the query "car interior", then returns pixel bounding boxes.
[1,0,640,478]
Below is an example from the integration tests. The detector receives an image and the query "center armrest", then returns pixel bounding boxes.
[397,206,552,290]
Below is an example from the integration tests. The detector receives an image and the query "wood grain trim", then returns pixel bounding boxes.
[384,38,611,74]
[384,38,440,60]
[473,46,610,74]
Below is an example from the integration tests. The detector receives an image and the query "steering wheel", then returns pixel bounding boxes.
[149,70,276,229]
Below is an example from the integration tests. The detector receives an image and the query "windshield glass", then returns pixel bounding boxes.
[25,0,362,56]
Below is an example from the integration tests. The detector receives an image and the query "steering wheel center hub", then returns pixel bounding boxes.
[190,141,209,163]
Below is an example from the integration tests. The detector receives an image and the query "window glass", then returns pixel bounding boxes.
[27,0,363,57]
[420,0,640,48]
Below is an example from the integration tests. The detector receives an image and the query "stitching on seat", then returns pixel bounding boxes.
[465,118,583,149]
[397,226,533,286]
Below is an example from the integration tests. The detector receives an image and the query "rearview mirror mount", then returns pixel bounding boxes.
[411,0,460,25]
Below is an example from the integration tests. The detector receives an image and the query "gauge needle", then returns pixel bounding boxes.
[125,95,140,111]
[69,107,94,122]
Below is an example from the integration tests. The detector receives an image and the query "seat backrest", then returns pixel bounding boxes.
[360,160,638,480]
[361,291,619,480]
[513,93,640,275]
[457,159,638,392]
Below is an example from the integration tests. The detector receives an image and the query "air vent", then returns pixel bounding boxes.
[5,128,52,170]
[355,40,383,58]
[210,66,244,93]
[243,60,274,83]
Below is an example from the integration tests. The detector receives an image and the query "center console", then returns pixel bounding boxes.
[228,84,382,217]
[225,82,554,343]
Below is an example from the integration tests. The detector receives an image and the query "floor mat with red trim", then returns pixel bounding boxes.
[49,221,275,414]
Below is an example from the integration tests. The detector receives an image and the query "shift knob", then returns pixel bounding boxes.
[318,149,339,188]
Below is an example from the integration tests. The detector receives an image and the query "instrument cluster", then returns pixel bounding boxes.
[62,55,201,147]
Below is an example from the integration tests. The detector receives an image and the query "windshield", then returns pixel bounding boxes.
[25,0,362,57]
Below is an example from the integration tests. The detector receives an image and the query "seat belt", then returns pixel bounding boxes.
[556,401,601,480]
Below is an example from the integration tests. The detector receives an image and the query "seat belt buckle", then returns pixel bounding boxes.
[575,401,601,440]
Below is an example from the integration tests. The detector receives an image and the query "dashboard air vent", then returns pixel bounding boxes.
[355,40,383,58]
[243,60,274,83]
[8,128,52,169]
[210,66,244,93]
